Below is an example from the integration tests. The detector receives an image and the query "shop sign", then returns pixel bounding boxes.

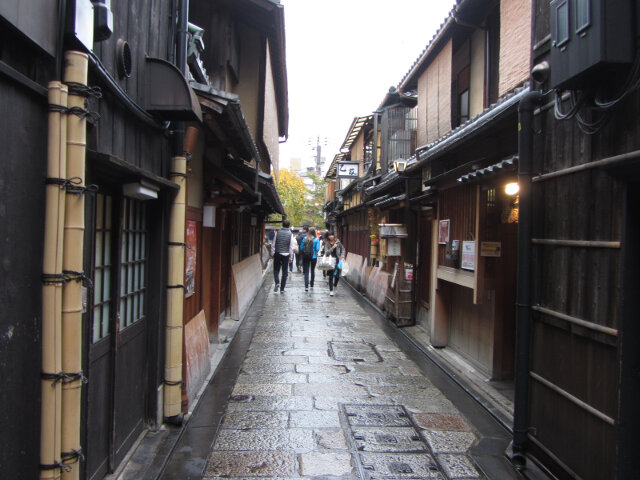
[481,241,502,257]
[461,241,476,271]
[337,161,360,178]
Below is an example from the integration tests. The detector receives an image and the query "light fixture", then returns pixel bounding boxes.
[123,181,159,200]
[393,159,407,173]
[505,182,520,195]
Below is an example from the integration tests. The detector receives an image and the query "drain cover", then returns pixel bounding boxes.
[341,404,445,479]
[352,427,427,453]
[329,341,382,362]
[344,404,411,427]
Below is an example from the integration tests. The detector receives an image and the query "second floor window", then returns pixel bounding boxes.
[453,66,470,127]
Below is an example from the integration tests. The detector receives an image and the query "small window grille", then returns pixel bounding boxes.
[93,194,113,343]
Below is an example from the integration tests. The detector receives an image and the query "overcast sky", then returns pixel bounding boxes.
[278,0,456,173]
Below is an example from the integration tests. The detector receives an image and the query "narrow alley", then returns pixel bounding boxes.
[154,270,519,480]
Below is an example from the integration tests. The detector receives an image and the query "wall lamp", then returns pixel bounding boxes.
[393,159,407,173]
[123,180,159,200]
[505,182,520,195]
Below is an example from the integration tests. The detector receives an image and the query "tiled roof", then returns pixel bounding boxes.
[407,84,530,173]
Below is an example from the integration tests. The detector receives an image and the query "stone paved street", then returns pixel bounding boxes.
[192,269,497,480]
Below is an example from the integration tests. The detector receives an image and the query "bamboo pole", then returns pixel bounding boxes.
[40,81,68,480]
[165,155,187,419]
[61,51,88,480]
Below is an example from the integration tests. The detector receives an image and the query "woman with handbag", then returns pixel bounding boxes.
[319,231,345,296]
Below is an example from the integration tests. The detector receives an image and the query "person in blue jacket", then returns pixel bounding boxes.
[300,227,321,292]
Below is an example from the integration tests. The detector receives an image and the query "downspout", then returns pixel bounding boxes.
[511,89,542,469]
[165,155,187,422]
[40,81,68,480]
[164,0,189,423]
[61,51,90,480]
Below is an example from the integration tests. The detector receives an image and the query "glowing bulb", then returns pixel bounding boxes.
[505,182,519,195]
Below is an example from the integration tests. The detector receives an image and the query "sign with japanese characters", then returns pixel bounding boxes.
[461,241,476,271]
[337,161,360,178]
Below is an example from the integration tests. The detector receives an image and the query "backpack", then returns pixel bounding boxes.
[303,237,314,259]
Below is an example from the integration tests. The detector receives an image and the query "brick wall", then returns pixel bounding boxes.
[499,0,532,96]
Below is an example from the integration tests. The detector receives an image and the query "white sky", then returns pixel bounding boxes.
[278,0,456,173]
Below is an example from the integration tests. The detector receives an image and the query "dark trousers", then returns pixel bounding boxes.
[303,258,317,288]
[273,254,290,291]
[328,267,341,291]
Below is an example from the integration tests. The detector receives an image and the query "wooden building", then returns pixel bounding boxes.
[0,1,286,479]
[512,0,639,477]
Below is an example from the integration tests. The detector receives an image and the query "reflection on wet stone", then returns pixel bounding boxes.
[199,273,486,479]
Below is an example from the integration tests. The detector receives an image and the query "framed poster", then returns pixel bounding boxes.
[387,238,401,256]
[461,241,476,271]
[438,219,450,244]
[185,220,197,296]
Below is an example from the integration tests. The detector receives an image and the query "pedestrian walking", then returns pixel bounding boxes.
[321,230,330,279]
[295,226,307,273]
[320,231,345,296]
[270,219,297,293]
[300,227,321,292]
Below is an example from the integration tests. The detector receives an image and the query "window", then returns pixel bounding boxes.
[93,194,113,343]
[119,198,148,329]
[553,0,570,48]
[575,0,591,35]
[453,66,470,127]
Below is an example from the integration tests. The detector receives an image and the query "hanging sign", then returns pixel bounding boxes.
[461,241,476,271]
[337,161,360,178]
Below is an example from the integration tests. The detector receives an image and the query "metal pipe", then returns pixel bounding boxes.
[531,305,618,337]
[61,50,89,480]
[40,81,68,480]
[512,89,542,468]
[531,148,640,183]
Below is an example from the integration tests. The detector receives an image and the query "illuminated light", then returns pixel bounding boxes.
[505,182,520,195]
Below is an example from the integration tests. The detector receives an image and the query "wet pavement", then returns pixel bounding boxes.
[160,268,522,480]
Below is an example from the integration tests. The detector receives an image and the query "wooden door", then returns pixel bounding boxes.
[85,194,149,479]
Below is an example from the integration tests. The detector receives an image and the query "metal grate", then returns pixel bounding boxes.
[92,193,113,343]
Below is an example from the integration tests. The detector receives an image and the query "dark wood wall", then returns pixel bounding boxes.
[0,75,48,480]
[527,1,634,477]
[89,0,173,176]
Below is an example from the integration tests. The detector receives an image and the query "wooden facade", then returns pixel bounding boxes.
[0,1,287,479]
[520,1,638,477]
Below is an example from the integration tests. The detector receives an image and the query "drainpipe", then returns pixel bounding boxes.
[40,81,68,480]
[61,50,90,480]
[511,89,542,469]
[165,155,187,422]
[164,0,189,424]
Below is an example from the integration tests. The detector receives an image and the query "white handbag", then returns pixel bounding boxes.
[317,254,336,270]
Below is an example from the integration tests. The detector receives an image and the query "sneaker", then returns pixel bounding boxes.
[330,291,334,296]
[280,289,286,294]
[305,287,309,292]
[274,283,279,292]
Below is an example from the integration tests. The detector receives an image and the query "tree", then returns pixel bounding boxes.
[305,171,328,228]
[275,168,307,226]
